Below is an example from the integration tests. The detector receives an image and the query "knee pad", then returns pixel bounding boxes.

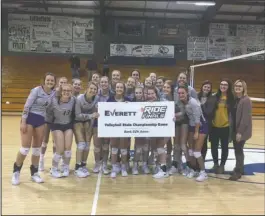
[94,147,101,153]
[181,143,187,151]
[193,151,201,158]
[188,149,194,157]
[111,147,118,154]
[120,148,127,156]
[143,143,149,151]
[53,153,62,162]
[84,142,90,151]
[77,142,86,150]
[20,147,30,156]
[41,142,47,148]
[157,147,165,154]
[64,150,72,158]
[102,144,109,151]
[32,147,41,156]
[135,147,142,154]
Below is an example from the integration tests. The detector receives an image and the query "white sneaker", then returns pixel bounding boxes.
[75,167,89,178]
[93,162,101,173]
[82,166,90,175]
[196,171,208,182]
[152,165,160,174]
[110,171,116,178]
[187,169,195,179]
[62,166,70,177]
[114,164,121,174]
[142,164,150,174]
[132,164,139,175]
[121,165,128,177]
[50,167,63,178]
[12,171,20,185]
[102,163,110,175]
[31,173,44,183]
[153,169,169,179]
[168,166,178,175]
[39,159,44,172]
[182,167,190,176]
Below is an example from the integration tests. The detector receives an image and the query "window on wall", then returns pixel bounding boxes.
[115,20,145,37]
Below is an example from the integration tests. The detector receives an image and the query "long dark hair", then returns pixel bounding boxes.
[198,80,212,100]
[215,78,234,110]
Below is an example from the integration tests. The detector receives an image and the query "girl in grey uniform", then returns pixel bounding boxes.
[92,76,112,174]
[177,86,208,182]
[48,83,76,178]
[39,76,68,171]
[74,82,99,178]
[12,72,56,185]
[132,86,150,175]
[72,78,82,97]
[170,73,197,176]
[147,86,169,179]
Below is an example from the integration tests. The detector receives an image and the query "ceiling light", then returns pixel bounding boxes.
[176,1,216,6]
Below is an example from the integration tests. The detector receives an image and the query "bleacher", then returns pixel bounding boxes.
[2,56,264,116]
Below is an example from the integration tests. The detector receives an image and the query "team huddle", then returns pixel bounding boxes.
[11,69,252,185]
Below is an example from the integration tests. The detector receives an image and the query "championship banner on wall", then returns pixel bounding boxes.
[98,102,175,138]
[7,13,94,54]
[187,37,207,60]
[110,43,174,58]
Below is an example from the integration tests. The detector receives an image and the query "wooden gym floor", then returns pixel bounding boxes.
[2,116,265,215]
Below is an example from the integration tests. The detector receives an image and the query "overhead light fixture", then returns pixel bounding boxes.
[176,1,216,6]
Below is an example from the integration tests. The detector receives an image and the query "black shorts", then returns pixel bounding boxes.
[50,123,73,132]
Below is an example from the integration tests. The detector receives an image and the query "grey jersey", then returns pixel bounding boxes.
[75,94,99,122]
[46,96,75,125]
[184,97,205,126]
[22,86,56,119]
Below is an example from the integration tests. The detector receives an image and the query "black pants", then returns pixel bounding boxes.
[233,140,245,174]
[210,127,230,166]
[201,135,208,160]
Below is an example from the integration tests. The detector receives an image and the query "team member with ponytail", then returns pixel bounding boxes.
[39,76,68,171]
[132,86,150,175]
[92,76,112,175]
[108,81,131,178]
[72,78,82,97]
[74,82,99,178]
[12,72,56,185]
[177,86,208,181]
[48,84,76,178]
[147,86,169,178]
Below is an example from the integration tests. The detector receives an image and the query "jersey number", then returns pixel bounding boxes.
[63,110,71,116]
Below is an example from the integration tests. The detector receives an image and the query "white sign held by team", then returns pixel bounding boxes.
[98,102,175,138]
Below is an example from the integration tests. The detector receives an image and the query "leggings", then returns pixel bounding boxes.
[210,126,230,166]
[233,140,245,174]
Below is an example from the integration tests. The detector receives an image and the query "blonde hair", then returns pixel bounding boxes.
[234,79,248,96]
[57,83,73,100]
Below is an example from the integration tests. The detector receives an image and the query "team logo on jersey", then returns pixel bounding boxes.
[141,106,167,119]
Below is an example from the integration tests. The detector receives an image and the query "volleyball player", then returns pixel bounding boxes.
[110,70,121,94]
[107,81,131,178]
[74,82,99,178]
[149,72,157,82]
[156,76,165,92]
[146,86,169,178]
[170,73,197,176]
[125,76,136,101]
[177,86,208,181]
[39,76,68,171]
[131,69,143,87]
[48,84,76,178]
[12,72,56,185]
[92,76,112,174]
[72,78,82,97]
[91,72,100,86]
[132,86,150,175]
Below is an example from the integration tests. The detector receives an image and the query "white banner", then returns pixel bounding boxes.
[51,16,72,41]
[73,41,94,54]
[207,36,227,59]
[110,43,174,58]
[98,102,175,138]
[187,37,207,60]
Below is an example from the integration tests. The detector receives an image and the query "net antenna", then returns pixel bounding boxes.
[189,49,265,103]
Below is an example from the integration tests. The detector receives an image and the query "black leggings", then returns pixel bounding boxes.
[201,135,208,160]
[233,140,245,174]
[210,127,230,166]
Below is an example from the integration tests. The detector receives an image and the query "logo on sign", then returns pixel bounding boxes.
[105,109,136,117]
[141,106,167,119]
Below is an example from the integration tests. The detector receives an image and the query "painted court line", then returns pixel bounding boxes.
[91,168,103,215]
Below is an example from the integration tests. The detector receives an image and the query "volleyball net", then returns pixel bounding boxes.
[189,50,265,108]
